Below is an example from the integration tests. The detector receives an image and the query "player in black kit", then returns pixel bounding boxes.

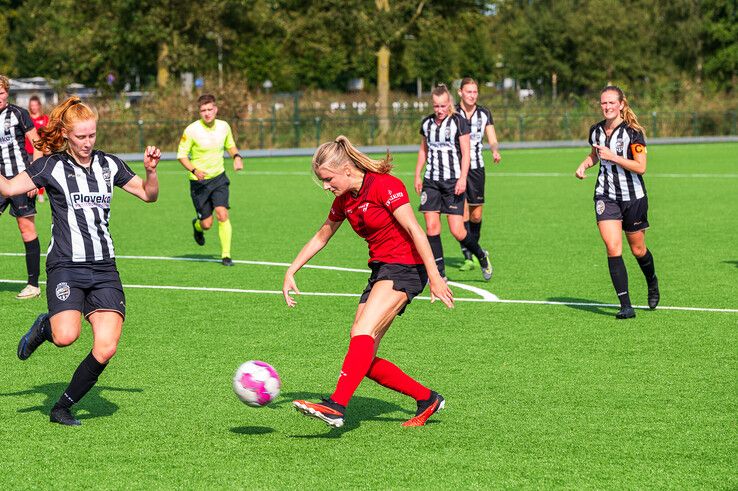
[0,96,161,425]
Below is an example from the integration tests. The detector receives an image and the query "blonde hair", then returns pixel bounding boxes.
[431,84,455,116]
[460,77,478,90]
[0,75,9,92]
[35,96,98,154]
[312,135,393,178]
[601,85,645,136]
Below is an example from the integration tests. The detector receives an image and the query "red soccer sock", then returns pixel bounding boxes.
[330,335,376,407]
[366,357,431,402]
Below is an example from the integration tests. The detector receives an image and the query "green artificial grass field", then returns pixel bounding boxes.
[0,143,736,489]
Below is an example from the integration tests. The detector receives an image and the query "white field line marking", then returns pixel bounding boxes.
[149,169,738,179]
[0,253,498,301]
[1,278,737,313]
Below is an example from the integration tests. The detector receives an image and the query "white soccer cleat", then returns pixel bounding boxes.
[16,284,41,300]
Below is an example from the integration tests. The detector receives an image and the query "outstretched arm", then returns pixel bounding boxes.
[393,203,454,308]
[282,219,343,307]
[122,146,161,202]
[0,172,37,198]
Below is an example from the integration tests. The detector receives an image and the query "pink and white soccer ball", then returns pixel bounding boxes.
[232,360,281,407]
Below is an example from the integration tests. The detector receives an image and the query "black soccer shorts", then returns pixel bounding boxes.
[190,172,230,220]
[46,263,126,319]
[418,178,464,215]
[359,262,428,316]
[594,195,649,233]
[0,194,37,218]
[465,167,486,205]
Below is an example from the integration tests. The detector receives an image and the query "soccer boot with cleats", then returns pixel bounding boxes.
[480,250,493,281]
[458,259,475,271]
[50,406,81,426]
[615,306,636,319]
[18,313,50,361]
[647,277,660,310]
[192,218,205,246]
[293,398,345,428]
[403,391,445,427]
[222,257,234,266]
[16,284,41,300]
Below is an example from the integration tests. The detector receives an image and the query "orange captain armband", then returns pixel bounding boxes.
[630,143,646,155]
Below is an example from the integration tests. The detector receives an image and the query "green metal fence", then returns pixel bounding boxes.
[95,110,738,153]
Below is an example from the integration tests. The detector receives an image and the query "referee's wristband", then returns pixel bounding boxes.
[233,153,242,159]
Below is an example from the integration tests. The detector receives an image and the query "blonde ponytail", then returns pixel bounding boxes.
[312,135,393,177]
[36,97,98,154]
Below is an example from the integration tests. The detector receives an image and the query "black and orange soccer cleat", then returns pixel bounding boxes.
[402,391,445,427]
[293,398,345,428]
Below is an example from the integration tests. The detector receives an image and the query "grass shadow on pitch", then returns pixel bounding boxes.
[723,260,738,268]
[547,297,616,317]
[0,282,28,293]
[0,382,143,421]
[229,426,276,436]
[275,391,414,438]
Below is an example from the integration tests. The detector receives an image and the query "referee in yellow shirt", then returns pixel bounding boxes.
[177,94,244,266]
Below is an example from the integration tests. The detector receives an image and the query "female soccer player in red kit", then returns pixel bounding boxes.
[283,135,453,428]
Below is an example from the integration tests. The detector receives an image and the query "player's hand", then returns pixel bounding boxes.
[593,144,615,162]
[414,176,422,195]
[282,271,301,307]
[143,146,161,171]
[575,164,588,179]
[428,275,454,309]
[26,188,38,199]
[454,179,467,196]
[493,151,501,164]
[193,168,207,180]
[233,156,244,172]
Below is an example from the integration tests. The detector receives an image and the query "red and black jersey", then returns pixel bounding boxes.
[328,172,422,265]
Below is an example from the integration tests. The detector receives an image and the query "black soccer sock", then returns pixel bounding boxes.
[607,256,631,308]
[40,314,53,342]
[427,234,446,277]
[460,233,487,268]
[459,221,473,260]
[470,220,482,244]
[636,249,657,285]
[54,352,108,409]
[24,238,40,287]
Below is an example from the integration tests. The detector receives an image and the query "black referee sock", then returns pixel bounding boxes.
[607,256,631,308]
[427,234,446,277]
[24,238,40,287]
[459,221,473,261]
[54,352,108,410]
[636,249,657,285]
[470,220,482,244]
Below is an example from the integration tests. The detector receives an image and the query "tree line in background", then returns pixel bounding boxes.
[0,0,735,103]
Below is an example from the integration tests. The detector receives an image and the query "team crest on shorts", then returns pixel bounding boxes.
[55,282,71,301]
[420,191,428,205]
[596,200,606,215]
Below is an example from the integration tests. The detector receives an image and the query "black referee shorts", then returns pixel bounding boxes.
[465,167,486,205]
[419,178,464,215]
[359,262,428,316]
[46,263,126,320]
[0,194,36,218]
[594,195,649,233]
[190,172,230,220]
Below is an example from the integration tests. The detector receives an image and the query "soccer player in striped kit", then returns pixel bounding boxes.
[0,75,44,299]
[575,86,660,319]
[455,77,501,272]
[415,84,492,281]
[284,136,453,428]
[0,96,161,425]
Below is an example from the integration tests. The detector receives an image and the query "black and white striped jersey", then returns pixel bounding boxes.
[419,113,471,181]
[456,104,494,170]
[25,150,136,269]
[589,121,647,201]
[0,104,35,177]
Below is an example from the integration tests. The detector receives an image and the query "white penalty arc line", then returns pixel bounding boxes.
[2,278,737,313]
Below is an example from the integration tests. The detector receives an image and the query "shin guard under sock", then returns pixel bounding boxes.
[55,352,108,409]
[330,335,375,407]
[607,256,631,308]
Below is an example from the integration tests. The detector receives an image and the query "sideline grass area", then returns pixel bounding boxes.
[0,143,736,489]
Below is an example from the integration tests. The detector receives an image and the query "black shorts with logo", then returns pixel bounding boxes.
[359,262,428,316]
[419,178,464,215]
[190,172,230,220]
[465,167,486,205]
[0,194,36,218]
[46,262,126,319]
[594,195,649,233]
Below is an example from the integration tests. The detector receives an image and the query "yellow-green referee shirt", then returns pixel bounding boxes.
[177,119,236,180]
